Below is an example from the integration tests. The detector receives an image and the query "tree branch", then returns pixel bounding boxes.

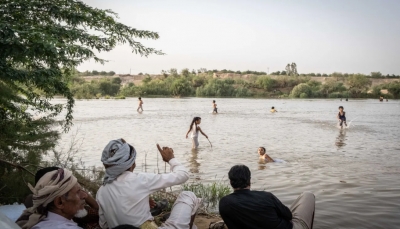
[0,158,35,176]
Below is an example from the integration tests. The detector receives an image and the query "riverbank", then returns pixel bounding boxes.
[71,73,400,99]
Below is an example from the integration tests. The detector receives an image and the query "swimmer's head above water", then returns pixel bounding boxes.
[271,106,274,109]
[258,147,266,156]
[339,106,344,111]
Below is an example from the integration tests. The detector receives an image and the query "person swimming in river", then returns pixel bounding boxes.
[337,106,347,128]
[186,117,209,149]
[258,147,275,163]
[270,106,277,113]
[212,100,218,113]
[137,97,143,112]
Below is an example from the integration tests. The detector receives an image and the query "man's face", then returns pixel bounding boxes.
[61,183,87,218]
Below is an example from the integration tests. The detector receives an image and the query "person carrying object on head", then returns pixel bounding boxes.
[96,138,202,229]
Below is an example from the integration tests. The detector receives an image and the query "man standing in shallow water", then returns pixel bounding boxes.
[212,100,218,113]
[219,165,315,229]
[137,97,143,112]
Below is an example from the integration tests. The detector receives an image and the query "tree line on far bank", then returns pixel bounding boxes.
[70,70,400,99]
[80,68,400,79]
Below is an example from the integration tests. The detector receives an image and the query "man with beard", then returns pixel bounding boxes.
[16,168,91,229]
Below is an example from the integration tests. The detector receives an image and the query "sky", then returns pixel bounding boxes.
[79,0,400,75]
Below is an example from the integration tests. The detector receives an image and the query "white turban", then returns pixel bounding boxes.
[16,168,78,229]
[101,139,136,185]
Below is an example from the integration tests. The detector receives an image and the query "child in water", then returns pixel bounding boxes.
[137,97,143,112]
[270,106,277,113]
[186,117,209,149]
[258,147,275,163]
[212,100,218,113]
[337,106,347,128]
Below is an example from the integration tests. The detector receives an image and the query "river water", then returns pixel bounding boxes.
[56,98,400,229]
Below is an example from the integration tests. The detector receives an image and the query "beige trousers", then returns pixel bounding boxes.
[290,192,315,229]
[158,191,202,229]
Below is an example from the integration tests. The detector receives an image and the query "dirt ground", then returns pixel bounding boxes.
[194,214,225,229]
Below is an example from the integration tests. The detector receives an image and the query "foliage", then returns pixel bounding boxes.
[256,76,276,90]
[71,78,121,99]
[182,181,231,209]
[290,83,312,98]
[0,0,162,203]
[347,74,372,97]
[320,78,346,97]
[79,70,116,76]
[196,79,236,97]
[171,78,192,96]
[370,72,382,78]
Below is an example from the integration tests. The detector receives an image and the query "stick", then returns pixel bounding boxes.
[207,138,213,148]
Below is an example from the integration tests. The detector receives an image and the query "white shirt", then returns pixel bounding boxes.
[31,212,82,229]
[191,124,199,138]
[96,158,189,229]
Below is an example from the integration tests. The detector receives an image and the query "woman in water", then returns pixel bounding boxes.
[186,117,209,149]
[270,106,277,113]
[258,147,275,163]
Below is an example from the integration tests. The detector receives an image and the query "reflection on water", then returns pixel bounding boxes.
[188,149,200,173]
[56,98,400,228]
[335,129,347,149]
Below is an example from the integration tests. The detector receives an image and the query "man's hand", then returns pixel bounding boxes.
[157,144,175,162]
[149,198,157,209]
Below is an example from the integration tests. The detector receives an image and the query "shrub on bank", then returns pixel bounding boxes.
[290,83,312,98]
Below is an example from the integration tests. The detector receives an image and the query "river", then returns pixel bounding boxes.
[56,98,400,228]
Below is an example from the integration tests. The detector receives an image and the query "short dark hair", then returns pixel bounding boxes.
[339,106,343,109]
[271,106,274,109]
[228,165,251,189]
[138,97,141,100]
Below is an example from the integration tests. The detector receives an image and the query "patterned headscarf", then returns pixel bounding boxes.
[101,138,137,185]
[16,169,78,229]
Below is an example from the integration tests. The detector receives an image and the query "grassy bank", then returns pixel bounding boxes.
[70,72,400,100]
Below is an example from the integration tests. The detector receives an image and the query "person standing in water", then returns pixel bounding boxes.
[337,106,347,128]
[212,100,218,113]
[137,97,143,112]
[186,117,208,149]
[258,147,275,162]
[270,106,277,113]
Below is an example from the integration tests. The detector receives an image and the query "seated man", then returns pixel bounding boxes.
[16,168,88,229]
[96,139,201,229]
[23,167,100,229]
[219,165,315,229]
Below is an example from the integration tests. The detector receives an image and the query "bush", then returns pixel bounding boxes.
[299,93,308,98]
[196,79,236,97]
[290,83,312,98]
[328,92,343,98]
[256,76,276,90]
[235,87,252,97]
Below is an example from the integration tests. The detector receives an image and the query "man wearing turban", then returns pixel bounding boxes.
[96,139,201,229]
[16,169,88,229]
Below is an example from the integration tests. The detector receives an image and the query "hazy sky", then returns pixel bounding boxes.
[80,0,400,75]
